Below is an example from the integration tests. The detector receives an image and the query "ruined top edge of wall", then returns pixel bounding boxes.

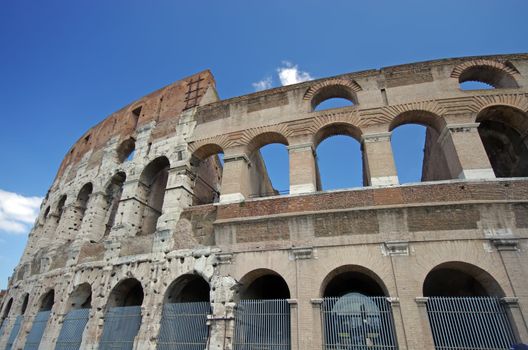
[195,53,528,112]
[52,70,215,186]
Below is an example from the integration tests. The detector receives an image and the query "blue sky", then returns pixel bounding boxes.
[0,0,527,289]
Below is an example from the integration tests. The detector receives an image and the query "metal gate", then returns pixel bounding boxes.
[157,302,210,350]
[23,310,51,350]
[55,308,90,350]
[426,297,516,350]
[233,299,291,350]
[99,306,142,350]
[5,315,23,350]
[321,294,398,350]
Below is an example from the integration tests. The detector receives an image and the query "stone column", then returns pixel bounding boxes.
[288,143,318,194]
[54,204,83,245]
[109,179,144,237]
[310,299,323,349]
[37,213,60,250]
[152,164,195,252]
[219,150,251,204]
[362,132,399,186]
[439,123,495,179]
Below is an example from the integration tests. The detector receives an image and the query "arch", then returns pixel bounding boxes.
[20,293,29,315]
[245,131,289,155]
[423,261,505,297]
[104,172,126,236]
[1,298,13,322]
[42,206,50,222]
[320,265,389,298]
[192,143,224,162]
[140,156,170,184]
[66,283,92,312]
[116,137,136,163]
[238,268,291,300]
[191,144,224,205]
[139,156,170,235]
[164,274,210,303]
[39,289,55,311]
[452,60,519,89]
[476,105,528,177]
[313,122,362,147]
[388,110,446,134]
[56,195,67,219]
[304,79,361,111]
[106,278,144,310]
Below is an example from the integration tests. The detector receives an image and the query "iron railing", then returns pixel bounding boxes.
[23,310,51,350]
[157,302,210,350]
[5,315,22,350]
[55,308,90,350]
[426,297,516,350]
[99,306,142,350]
[233,299,291,350]
[321,295,398,350]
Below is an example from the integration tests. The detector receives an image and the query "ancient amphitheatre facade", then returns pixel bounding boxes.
[0,53,527,349]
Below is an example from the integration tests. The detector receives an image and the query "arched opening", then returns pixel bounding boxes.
[423,262,516,349]
[138,157,170,235]
[55,195,67,226]
[56,283,92,349]
[0,298,13,328]
[157,275,211,349]
[477,105,528,178]
[100,278,143,349]
[315,98,354,111]
[106,278,144,309]
[314,123,364,190]
[320,266,396,349]
[4,295,26,349]
[20,294,29,315]
[104,172,126,237]
[458,65,518,90]
[116,138,136,163]
[25,290,54,349]
[42,206,50,223]
[390,111,451,182]
[246,132,289,198]
[40,290,54,311]
[191,144,223,205]
[73,183,93,232]
[311,85,357,111]
[234,269,291,349]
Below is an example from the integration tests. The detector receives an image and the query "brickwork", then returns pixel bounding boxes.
[1,54,528,349]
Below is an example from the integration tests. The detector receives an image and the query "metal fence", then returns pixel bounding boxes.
[157,302,210,350]
[321,294,398,350]
[5,315,22,350]
[426,297,516,350]
[23,310,51,350]
[233,299,291,350]
[99,306,142,350]
[55,308,90,350]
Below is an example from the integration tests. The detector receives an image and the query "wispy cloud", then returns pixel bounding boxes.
[252,61,314,91]
[252,76,273,91]
[277,61,313,86]
[0,189,43,234]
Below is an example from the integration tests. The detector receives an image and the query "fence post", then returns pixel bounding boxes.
[311,298,323,350]
[287,299,298,350]
[414,297,436,350]
[502,297,528,344]
[388,297,407,350]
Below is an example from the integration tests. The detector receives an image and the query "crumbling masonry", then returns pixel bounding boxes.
[1,54,528,349]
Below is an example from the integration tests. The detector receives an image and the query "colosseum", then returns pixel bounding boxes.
[0,53,527,350]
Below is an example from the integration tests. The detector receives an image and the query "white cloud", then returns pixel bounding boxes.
[0,189,43,235]
[252,76,273,91]
[277,61,313,86]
